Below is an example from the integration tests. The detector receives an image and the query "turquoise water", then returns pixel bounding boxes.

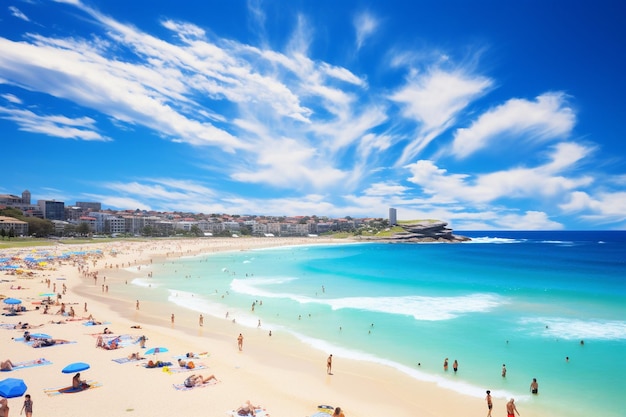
[135,231,626,417]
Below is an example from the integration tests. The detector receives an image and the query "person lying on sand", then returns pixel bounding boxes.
[183,374,217,387]
[96,335,120,349]
[32,338,70,348]
[0,359,15,371]
[237,400,262,416]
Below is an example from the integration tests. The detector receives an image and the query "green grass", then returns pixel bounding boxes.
[397,219,440,224]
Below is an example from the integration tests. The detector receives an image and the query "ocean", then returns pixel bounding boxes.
[133,231,626,417]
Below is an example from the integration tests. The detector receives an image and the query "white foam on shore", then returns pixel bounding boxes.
[465,237,523,244]
[519,317,626,340]
[231,277,505,321]
[132,278,160,288]
[291,330,525,402]
[163,286,525,402]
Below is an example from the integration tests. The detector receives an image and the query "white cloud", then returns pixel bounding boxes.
[231,137,347,189]
[8,6,30,22]
[353,11,379,50]
[364,182,408,196]
[405,142,593,204]
[0,106,109,141]
[560,191,626,224]
[492,211,564,230]
[452,92,576,159]
[390,69,492,165]
[1,93,21,104]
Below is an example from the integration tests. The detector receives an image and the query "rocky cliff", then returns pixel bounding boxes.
[363,221,470,243]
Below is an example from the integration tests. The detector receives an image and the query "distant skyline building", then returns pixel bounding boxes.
[389,207,397,226]
[37,200,65,221]
[76,202,102,212]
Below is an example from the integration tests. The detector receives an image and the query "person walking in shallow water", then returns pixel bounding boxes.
[502,364,507,377]
[530,378,538,394]
[453,359,458,373]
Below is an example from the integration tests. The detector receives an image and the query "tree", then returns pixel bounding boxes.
[27,217,54,237]
[77,222,91,236]
[189,225,203,237]
[0,228,5,240]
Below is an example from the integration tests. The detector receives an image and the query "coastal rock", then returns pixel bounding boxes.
[364,221,470,243]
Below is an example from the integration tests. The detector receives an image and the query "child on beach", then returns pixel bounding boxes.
[21,393,33,417]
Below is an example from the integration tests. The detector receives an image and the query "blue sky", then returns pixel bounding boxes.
[1,0,625,230]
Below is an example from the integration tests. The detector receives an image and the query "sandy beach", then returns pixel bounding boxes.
[0,238,542,417]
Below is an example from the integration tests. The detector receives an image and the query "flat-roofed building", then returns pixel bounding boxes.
[0,216,28,236]
[38,200,65,221]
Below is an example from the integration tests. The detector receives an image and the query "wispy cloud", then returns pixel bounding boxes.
[8,6,30,22]
[0,106,109,141]
[390,68,493,165]
[353,11,379,50]
[451,92,576,159]
[1,93,21,104]
[405,142,593,204]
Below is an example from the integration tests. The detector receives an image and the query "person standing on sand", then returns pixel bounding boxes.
[136,300,139,310]
[485,390,493,417]
[237,333,244,351]
[21,394,33,417]
[171,313,175,324]
[327,354,333,375]
[199,314,203,326]
[506,398,520,417]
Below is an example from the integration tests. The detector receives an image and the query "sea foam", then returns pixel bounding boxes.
[519,317,626,340]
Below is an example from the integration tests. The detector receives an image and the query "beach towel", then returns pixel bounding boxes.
[165,363,208,374]
[142,361,173,369]
[172,380,219,391]
[227,408,269,417]
[44,381,102,396]
[8,358,52,371]
[112,357,144,364]
[173,352,209,360]
[82,321,111,326]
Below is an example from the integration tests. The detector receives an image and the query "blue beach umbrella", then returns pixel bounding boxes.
[0,378,27,398]
[145,347,168,355]
[3,298,22,305]
[62,362,90,374]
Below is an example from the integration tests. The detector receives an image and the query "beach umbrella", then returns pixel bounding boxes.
[30,333,52,340]
[3,298,22,305]
[145,347,168,355]
[62,362,90,374]
[0,378,27,398]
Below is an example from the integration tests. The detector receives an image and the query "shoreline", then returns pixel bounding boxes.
[0,237,546,417]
